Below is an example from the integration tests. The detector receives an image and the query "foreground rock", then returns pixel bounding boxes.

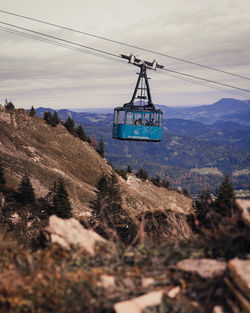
[226,258,250,313]
[114,290,164,313]
[236,199,250,228]
[176,258,227,279]
[44,215,106,255]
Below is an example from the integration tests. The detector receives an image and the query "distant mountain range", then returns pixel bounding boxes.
[158,98,250,125]
[35,98,250,193]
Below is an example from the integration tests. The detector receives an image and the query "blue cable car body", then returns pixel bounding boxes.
[112,56,164,142]
[113,108,162,141]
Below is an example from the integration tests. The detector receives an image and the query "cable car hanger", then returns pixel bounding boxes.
[120,53,164,110]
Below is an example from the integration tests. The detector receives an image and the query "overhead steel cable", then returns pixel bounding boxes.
[0,21,120,60]
[160,68,250,93]
[157,71,249,98]
[0,26,125,65]
[0,23,249,99]
[1,20,249,95]
[0,8,249,81]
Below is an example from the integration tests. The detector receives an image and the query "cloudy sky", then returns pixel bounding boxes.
[0,0,250,109]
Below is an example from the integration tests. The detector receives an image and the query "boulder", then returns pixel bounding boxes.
[114,290,164,313]
[176,258,226,279]
[44,215,106,255]
[99,275,116,290]
[228,258,250,301]
[141,277,155,288]
[212,306,225,313]
[225,277,250,313]
[236,199,250,228]
[167,286,181,298]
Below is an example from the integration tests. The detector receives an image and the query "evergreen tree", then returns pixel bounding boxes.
[76,124,88,142]
[90,134,98,150]
[51,111,60,127]
[0,160,6,190]
[215,174,235,217]
[161,180,170,189]
[18,174,35,205]
[44,111,60,127]
[5,99,15,110]
[136,168,148,181]
[151,175,161,187]
[127,164,132,173]
[30,106,36,117]
[52,179,72,218]
[193,189,212,228]
[98,139,105,158]
[91,174,109,219]
[43,111,52,124]
[64,117,76,135]
[91,173,136,243]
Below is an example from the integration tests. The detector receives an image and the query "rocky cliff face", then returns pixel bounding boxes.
[0,105,191,215]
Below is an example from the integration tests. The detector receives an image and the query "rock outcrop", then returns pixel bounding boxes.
[114,290,165,313]
[44,215,106,255]
[176,258,227,279]
[226,258,250,313]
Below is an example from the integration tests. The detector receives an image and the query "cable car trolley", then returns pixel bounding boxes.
[113,53,164,142]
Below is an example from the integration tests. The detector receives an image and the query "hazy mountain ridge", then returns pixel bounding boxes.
[35,98,250,193]
[158,98,250,124]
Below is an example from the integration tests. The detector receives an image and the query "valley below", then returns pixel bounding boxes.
[35,98,250,194]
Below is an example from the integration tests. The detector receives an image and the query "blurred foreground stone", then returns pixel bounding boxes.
[236,199,250,228]
[44,215,106,255]
[226,258,250,313]
[176,258,226,279]
[114,290,164,313]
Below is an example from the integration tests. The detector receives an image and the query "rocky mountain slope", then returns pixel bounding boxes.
[0,105,191,215]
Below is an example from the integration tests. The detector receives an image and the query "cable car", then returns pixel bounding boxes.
[113,54,164,142]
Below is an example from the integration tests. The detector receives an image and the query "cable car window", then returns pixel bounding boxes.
[134,113,142,125]
[159,113,163,126]
[151,113,158,126]
[118,111,125,124]
[114,110,119,125]
[125,111,133,125]
[142,113,150,126]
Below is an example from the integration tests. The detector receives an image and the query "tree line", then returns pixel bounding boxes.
[0,159,72,243]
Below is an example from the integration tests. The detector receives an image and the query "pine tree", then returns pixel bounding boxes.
[0,160,6,190]
[98,139,105,158]
[43,111,52,124]
[30,106,36,117]
[18,174,35,205]
[91,174,109,219]
[90,134,98,150]
[151,175,161,187]
[5,99,15,110]
[127,164,132,173]
[76,124,88,142]
[52,179,72,218]
[215,174,235,217]
[64,117,76,135]
[136,168,148,181]
[193,189,212,228]
[51,111,60,127]
[91,173,136,243]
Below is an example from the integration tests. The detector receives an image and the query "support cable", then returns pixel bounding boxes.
[0,9,249,80]
[0,24,249,99]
